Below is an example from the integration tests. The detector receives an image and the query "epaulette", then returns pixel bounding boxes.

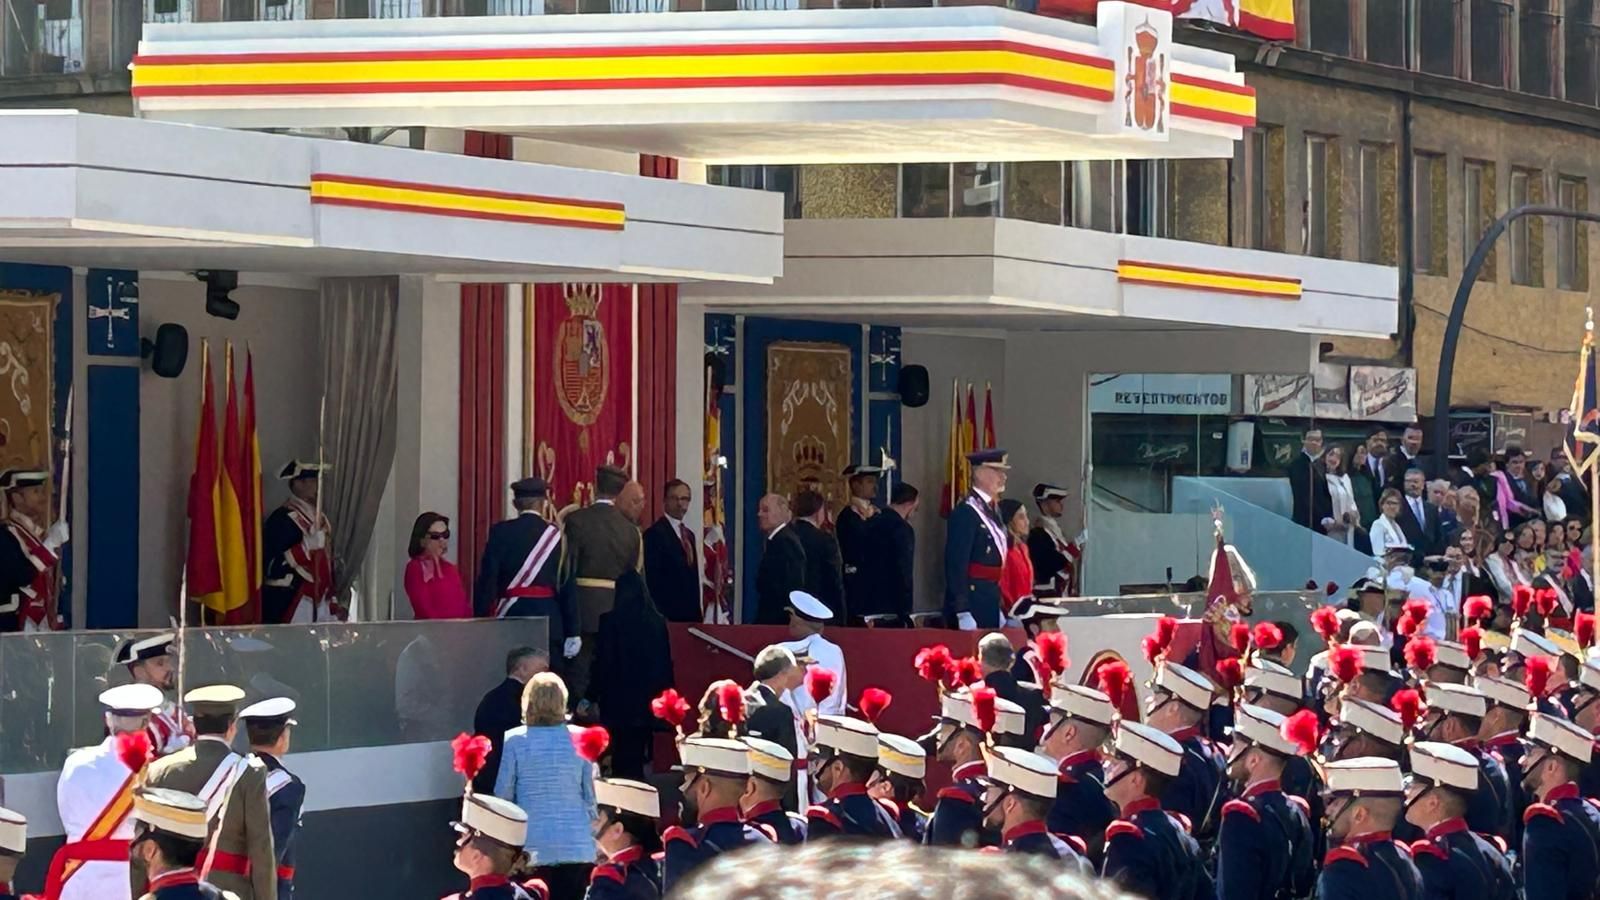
[663,825,699,848]
[875,797,902,819]
[751,821,778,843]
[1221,799,1260,822]
[1410,840,1448,861]
[1058,771,1079,785]
[936,787,976,804]
[521,877,549,900]
[1525,803,1564,825]
[1484,834,1509,854]
[1105,820,1143,841]
[807,804,843,829]
[1393,841,1412,857]
[1173,812,1193,833]
[650,851,665,863]
[1323,846,1368,867]
[1059,832,1088,855]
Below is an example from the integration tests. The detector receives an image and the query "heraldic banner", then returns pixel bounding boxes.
[0,291,57,479]
[766,341,852,516]
[529,283,635,512]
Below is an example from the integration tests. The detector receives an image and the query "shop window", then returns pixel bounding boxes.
[1510,167,1545,286]
[1128,161,1172,238]
[1417,0,1462,76]
[1521,0,1560,96]
[953,163,1001,218]
[1070,161,1124,234]
[1359,142,1397,265]
[1237,124,1285,251]
[706,165,801,219]
[900,164,952,218]
[1309,0,1353,55]
[1464,159,1498,281]
[1001,162,1065,226]
[1569,0,1600,104]
[1558,175,1589,291]
[1306,134,1342,259]
[1366,0,1408,65]
[1469,0,1512,87]
[1413,151,1448,275]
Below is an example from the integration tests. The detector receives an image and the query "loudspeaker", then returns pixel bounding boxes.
[141,323,189,379]
[897,364,930,408]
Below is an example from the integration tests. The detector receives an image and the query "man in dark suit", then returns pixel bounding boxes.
[1365,426,1400,492]
[790,491,844,619]
[1398,467,1444,565]
[865,482,919,625]
[1392,422,1427,480]
[755,493,807,625]
[1287,428,1333,532]
[977,632,1047,739]
[643,479,701,623]
[470,646,547,794]
[473,477,578,663]
[745,645,805,809]
[1571,545,1595,614]
[1502,446,1540,528]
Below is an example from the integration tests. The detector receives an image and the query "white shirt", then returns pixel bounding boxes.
[1408,496,1426,524]
[1326,474,1358,526]
[779,632,848,720]
[1392,571,1450,640]
[56,736,137,900]
[1370,516,1408,564]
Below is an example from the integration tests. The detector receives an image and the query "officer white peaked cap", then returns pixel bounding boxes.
[238,697,298,724]
[743,737,795,784]
[938,689,1026,736]
[132,788,210,840]
[455,793,527,849]
[0,469,47,490]
[878,733,926,779]
[680,737,752,777]
[1432,640,1472,673]
[1356,645,1393,675]
[1234,704,1297,756]
[981,746,1059,799]
[1339,697,1405,747]
[1017,602,1070,622]
[99,683,164,716]
[0,806,25,855]
[1156,662,1215,711]
[1581,659,1600,693]
[1512,629,1562,661]
[595,778,660,819]
[1475,675,1532,710]
[278,460,329,481]
[1426,683,1487,719]
[815,715,879,758]
[115,633,175,666]
[786,591,833,623]
[1113,720,1183,777]
[1323,757,1405,796]
[1244,659,1303,701]
[1528,712,1594,764]
[1410,741,1480,792]
[1048,683,1116,726]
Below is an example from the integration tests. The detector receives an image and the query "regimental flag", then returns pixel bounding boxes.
[243,351,263,617]
[963,382,978,463]
[1036,0,1295,42]
[186,342,224,606]
[216,344,250,619]
[982,382,996,450]
[702,370,731,624]
[1568,313,1600,476]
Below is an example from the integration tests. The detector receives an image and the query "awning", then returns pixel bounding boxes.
[0,110,783,283]
[131,5,1253,164]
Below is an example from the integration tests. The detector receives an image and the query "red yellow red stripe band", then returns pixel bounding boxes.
[1116,260,1301,300]
[309,174,625,232]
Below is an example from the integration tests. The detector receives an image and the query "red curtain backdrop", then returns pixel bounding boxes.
[635,154,679,525]
[530,283,635,510]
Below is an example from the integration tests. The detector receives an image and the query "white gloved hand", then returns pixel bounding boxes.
[304,529,326,551]
[1074,529,1089,547]
[563,636,582,659]
[956,612,977,631]
[44,520,69,551]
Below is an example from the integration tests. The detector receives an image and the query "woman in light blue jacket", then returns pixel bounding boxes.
[494,672,596,898]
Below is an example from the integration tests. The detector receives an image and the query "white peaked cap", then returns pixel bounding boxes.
[680,737,752,777]
[1426,683,1487,719]
[455,793,527,849]
[1244,659,1303,702]
[1156,662,1215,711]
[1113,720,1183,777]
[1474,675,1532,710]
[1432,640,1472,672]
[743,738,795,784]
[981,746,1060,799]
[1339,697,1405,747]
[99,683,164,715]
[1512,629,1561,661]
[595,778,660,819]
[1048,683,1115,726]
[1410,741,1479,792]
[132,788,209,841]
[1529,713,1594,764]
[1356,645,1393,676]
[1323,757,1405,796]
[814,716,879,759]
[1233,704,1297,756]
[939,689,1026,736]
[878,733,926,779]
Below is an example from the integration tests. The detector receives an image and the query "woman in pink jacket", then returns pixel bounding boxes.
[404,512,471,619]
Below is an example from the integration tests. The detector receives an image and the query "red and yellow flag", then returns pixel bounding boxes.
[1036,0,1294,42]
[982,383,996,450]
[215,344,250,618]
[186,342,224,606]
[940,379,961,517]
[243,351,263,614]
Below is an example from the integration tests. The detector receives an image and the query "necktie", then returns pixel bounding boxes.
[679,523,695,565]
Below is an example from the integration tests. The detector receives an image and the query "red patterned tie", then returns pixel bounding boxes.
[680,523,695,565]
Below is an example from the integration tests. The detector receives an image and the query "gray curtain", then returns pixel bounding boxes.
[320,276,398,600]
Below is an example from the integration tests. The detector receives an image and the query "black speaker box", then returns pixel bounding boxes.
[143,323,189,379]
[898,364,930,408]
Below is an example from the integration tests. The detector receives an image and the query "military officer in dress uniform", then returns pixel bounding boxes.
[1404,741,1515,900]
[1026,483,1085,599]
[473,478,578,666]
[1414,682,1511,840]
[741,737,805,845]
[0,468,67,633]
[1565,658,1600,798]
[561,465,645,703]
[942,449,1010,630]
[446,793,537,900]
[130,686,275,900]
[919,687,1027,849]
[978,745,1091,870]
[0,806,24,900]
[806,716,901,840]
[1329,697,1408,763]
[1317,758,1423,900]
[589,777,663,900]
[57,683,165,900]
[1475,676,1534,844]
[1100,720,1208,900]
[1241,659,1323,837]
[665,737,773,893]
[1500,630,1563,713]
[834,464,880,622]
[238,699,303,900]
[1216,705,1316,900]
[116,634,192,756]
[262,461,337,625]
[1413,637,1475,686]
[1519,713,1600,900]
[1147,661,1227,843]
[129,788,241,900]
[1037,683,1117,861]
[1010,600,1068,691]
[872,733,929,842]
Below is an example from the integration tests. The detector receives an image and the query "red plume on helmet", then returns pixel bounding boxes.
[1404,636,1438,672]
[1096,660,1133,712]
[1512,585,1535,619]
[651,688,690,728]
[970,685,998,734]
[718,681,749,726]
[1329,646,1365,685]
[1534,587,1561,617]
[1216,658,1244,691]
[1280,709,1322,756]
[954,658,985,688]
[1311,606,1342,643]
[1390,688,1425,732]
[804,669,837,707]
[1230,623,1251,656]
[1525,655,1555,699]
[1396,599,1431,638]
[1459,627,1483,662]
[1036,632,1070,679]
[1463,595,1494,625]
[115,730,154,774]
[1578,612,1596,651]
[859,688,892,726]
[573,726,610,764]
[1252,622,1285,652]
[1142,616,1179,664]
[451,732,493,783]
[915,644,955,687]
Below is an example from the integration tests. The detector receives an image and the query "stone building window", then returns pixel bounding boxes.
[1520,0,1561,96]
[1569,0,1600,104]
[1238,124,1286,252]
[1071,161,1125,234]
[1359,142,1397,265]
[1367,0,1409,65]
[1510,166,1545,286]
[1413,151,1448,275]
[1002,162,1066,227]
[1558,175,1589,291]
[1469,0,1514,87]
[1465,160,1497,281]
[1309,0,1354,55]
[1417,0,1464,76]
[900,164,953,218]
[1305,134,1342,259]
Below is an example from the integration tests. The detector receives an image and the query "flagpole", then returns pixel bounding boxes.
[1586,308,1598,603]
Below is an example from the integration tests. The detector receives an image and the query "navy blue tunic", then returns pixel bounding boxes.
[745,800,806,845]
[1159,726,1226,843]
[1100,798,1209,900]
[1047,749,1116,862]
[583,846,661,900]
[1521,783,1600,900]
[661,807,773,895]
[941,492,1005,628]
[923,760,994,848]
[804,783,900,840]
[1215,781,1315,900]
[1409,817,1514,900]
[1315,833,1423,900]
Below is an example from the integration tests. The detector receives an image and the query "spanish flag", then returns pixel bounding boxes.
[185,342,224,606]
[1035,0,1294,42]
[1568,313,1600,476]
[215,343,251,619]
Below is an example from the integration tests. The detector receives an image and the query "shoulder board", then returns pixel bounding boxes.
[662,825,700,848]
[936,787,977,804]
[1392,840,1412,857]
[1323,846,1369,868]
[590,865,624,886]
[1524,803,1564,825]
[1173,812,1193,834]
[1286,794,1311,815]
[1105,820,1143,841]
[521,879,550,900]
[1484,834,1508,854]
[1057,772,1078,785]
[1221,799,1260,822]
[650,851,665,862]
[1059,832,1088,855]
[1409,840,1447,861]
[807,805,843,829]
[875,797,901,818]
[751,822,778,843]
[1587,798,1600,813]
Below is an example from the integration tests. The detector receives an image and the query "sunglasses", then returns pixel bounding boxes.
[427,530,451,540]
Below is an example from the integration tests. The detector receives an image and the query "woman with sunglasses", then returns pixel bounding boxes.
[405,511,471,619]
